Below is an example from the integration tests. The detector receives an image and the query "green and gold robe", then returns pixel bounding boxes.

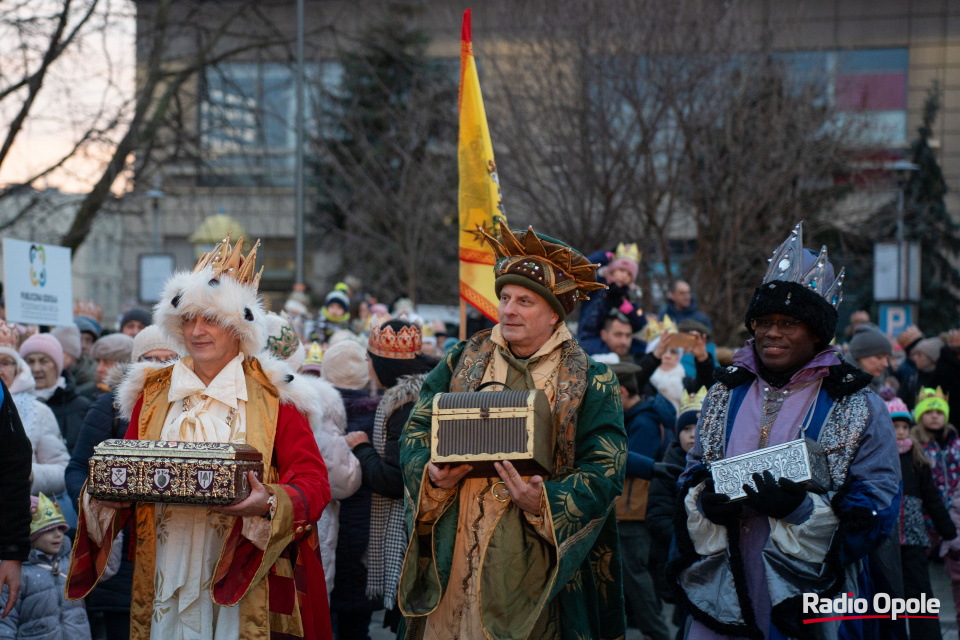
[398,327,627,640]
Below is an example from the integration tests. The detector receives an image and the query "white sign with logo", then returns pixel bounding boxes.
[2,238,73,326]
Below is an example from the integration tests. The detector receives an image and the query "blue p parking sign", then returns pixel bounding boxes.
[879,304,913,338]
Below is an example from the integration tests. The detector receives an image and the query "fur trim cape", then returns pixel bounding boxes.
[115,349,324,424]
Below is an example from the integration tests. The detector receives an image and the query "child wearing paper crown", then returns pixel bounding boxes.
[0,494,91,640]
[911,386,960,630]
[885,394,956,639]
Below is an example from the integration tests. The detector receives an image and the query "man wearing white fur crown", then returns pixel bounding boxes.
[65,236,333,640]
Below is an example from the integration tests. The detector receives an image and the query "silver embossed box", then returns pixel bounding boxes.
[710,438,831,501]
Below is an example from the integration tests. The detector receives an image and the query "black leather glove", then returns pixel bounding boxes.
[842,505,878,532]
[652,462,684,481]
[742,471,807,520]
[699,478,742,526]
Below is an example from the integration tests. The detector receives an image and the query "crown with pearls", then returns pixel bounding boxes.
[762,222,844,310]
[193,233,263,292]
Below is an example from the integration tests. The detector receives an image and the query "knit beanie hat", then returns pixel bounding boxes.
[912,338,943,364]
[321,341,369,390]
[849,323,892,360]
[132,325,183,362]
[74,315,102,339]
[51,324,82,360]
[120,307,152,331]
[915,387,950,424]
[19,333,64,374]
[324,290,350,313]
[90,333,135,363]
[885,397,913,424]
[30,493,68,541]
[603,257,639,283]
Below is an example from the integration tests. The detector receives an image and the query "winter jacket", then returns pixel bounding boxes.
[0,378,32,562]
[919,428,960,510]
[41,371,90,455]
[63,382,133,614]
[645,440,687,602]
[898,450,956,547]
[297,375,362,596]
[0,539,92,640]
[576,250,647,357]
[6,359,69,496]
[330,388,381,614]
[617,393,676,521]
[646,441,687,548]
[351,376,424,500]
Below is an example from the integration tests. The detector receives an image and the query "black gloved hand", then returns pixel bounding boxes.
[842,505,878,532]
[652,462,684,481]
[699,478,742,526]
[742,471,807,520]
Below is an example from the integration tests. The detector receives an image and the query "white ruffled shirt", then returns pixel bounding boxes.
[152,354,250,639]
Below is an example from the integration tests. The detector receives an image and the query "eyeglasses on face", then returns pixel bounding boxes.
[750,317,804,335]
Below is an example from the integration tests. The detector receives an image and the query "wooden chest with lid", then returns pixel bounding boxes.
[88,439,263,505]
[430,389,554,477]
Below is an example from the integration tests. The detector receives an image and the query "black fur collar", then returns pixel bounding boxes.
[713,361,872,400]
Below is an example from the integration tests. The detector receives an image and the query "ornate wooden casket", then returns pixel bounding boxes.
[88,439,263,505]
[431,389,554,477]
[710,437,831,501]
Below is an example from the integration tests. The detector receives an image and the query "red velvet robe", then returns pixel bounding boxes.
[67,398,333,640]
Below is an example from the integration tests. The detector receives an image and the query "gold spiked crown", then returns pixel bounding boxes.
[303,342,324,367]
[915,386,950,422]
[680,386,708,415]
[479,225,606,320]
[615,242,641,263]
[30,493,68,540]
[193,233,263,292]
[640,315,678,344]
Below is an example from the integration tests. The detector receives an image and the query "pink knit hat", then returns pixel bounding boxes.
[19,333,64,374]
[885,397,913,424]
[603,257,638,283]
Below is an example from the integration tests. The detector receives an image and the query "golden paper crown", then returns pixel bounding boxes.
[640,315,678,344]
[303,342,324,367]
[615,242,641,263]
[680,386,709,415]
[0,321,19,350]
[73,300,103,323]
[30,493,67,538]
[917,386,949,405]
[193,233,263,291]
[368,320,422,360]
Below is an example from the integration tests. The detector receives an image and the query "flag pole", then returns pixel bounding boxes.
[459,299,467,341]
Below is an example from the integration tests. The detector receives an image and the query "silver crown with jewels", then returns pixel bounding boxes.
[762,222,844,310]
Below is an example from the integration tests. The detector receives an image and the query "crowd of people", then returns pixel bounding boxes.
[0,222,956,639]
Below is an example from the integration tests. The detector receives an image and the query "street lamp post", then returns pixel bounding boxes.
[146,176,165,254]
[892,160,919,301]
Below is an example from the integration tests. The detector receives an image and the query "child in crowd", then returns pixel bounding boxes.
[911,387,960,631]
[646,387,705,640]
[887,396,956,639]
[0,494,91,640]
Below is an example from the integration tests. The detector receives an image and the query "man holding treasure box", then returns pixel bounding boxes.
[398,225,628,639]
[66,236,332,640]
[672,223,901,639]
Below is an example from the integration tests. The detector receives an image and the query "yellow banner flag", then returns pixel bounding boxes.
[458,8,505,323]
